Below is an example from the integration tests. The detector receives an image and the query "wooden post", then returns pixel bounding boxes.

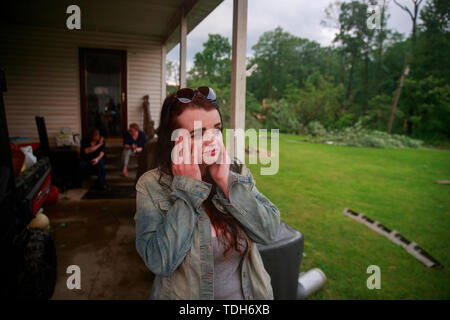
[230,0,248,157]
[179,6,187,89]
[161,44,167,104]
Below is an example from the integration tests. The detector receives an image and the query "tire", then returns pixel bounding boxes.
[16,228,57,300]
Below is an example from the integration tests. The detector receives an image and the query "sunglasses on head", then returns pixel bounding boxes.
[175,86,218,107]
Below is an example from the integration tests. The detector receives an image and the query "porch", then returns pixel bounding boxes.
[1,0,250,299]
[45,192,148,299]
[1,0,248,145]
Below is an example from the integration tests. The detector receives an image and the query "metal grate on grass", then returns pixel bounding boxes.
[343,208,444,269]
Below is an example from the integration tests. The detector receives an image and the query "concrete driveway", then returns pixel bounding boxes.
[45,188,154,299]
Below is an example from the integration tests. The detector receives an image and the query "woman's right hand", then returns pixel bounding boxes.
[171,136,201,181]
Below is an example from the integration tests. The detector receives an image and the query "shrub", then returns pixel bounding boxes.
[335,113,356,129]
[264,99,302,134]
[284,74,344,128]
[306,121,327,137]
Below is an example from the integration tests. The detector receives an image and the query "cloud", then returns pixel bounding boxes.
[167,0,415,71]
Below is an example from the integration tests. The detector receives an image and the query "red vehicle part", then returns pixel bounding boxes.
[44,185,58,206]
[32,173,51,215]
[15,157,52,225]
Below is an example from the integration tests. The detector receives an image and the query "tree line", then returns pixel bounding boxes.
[168,0,449,143]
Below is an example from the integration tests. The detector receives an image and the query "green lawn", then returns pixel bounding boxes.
[247,133,450,299]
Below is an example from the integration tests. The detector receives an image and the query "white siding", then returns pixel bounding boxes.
[0,24,164,145]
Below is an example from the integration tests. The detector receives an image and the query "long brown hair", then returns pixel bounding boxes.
[156,90,249,258]
[203,178,249,259]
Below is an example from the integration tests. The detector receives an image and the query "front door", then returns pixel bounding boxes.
[79,48,127,139]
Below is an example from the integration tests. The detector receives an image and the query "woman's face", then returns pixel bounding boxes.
[92,131,100,142]
[175,107,222,166]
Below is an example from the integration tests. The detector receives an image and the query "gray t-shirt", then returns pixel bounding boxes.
[212,234,246,300]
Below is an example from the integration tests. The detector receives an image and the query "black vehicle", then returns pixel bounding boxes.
[0,69,57,299]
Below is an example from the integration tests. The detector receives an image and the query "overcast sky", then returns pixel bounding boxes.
[167,0,419,77]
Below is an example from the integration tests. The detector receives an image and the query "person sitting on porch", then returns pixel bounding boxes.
[80,128,107,190]
[122,123,148,177]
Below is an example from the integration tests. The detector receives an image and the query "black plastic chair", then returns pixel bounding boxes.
[257,222,304,300]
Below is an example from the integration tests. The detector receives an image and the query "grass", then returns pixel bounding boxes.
[246,133,450,299]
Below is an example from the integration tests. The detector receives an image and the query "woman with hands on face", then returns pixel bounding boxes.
[171,122,230,198]
[134,87,281,300]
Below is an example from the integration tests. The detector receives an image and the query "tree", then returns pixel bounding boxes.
[374,0,391,94]
[395,0,450,138]
[283,73,344,129]
[250,27,301,100]
[393,0,425,46]
[420,0,450,34]
[389,1,424,134]
[390,0,450,136]
[412,0,450,82]
[189,34,231,86]
[401,76,450,139]
[166,60,179,87]
[332,1,371,106]
[361,0,378,116]
[249,27,330,101]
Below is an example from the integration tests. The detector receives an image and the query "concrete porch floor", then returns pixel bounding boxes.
[44,187,154,299]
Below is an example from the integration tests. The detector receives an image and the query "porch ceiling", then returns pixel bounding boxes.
[1,0,223,50]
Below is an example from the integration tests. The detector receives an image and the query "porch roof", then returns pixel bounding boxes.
[1,0,223,50]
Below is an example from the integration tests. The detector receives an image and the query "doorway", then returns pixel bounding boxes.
[79,48,127,139]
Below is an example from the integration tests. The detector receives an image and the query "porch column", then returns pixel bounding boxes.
[230,0,248,158]
[179,6,187,88]
[161,44,167,104]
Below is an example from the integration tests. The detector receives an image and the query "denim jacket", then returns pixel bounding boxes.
[134,161,281,300]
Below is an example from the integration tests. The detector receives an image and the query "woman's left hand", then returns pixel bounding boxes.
[207,139,231,199]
